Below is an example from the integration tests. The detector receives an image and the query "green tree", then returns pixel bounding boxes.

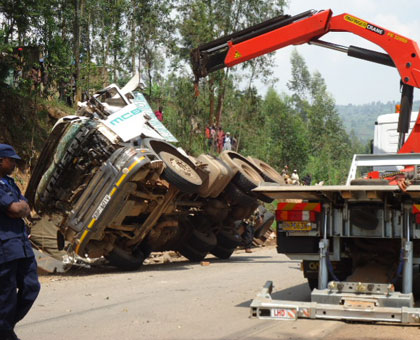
[288,50,354,184]
[176,0,286,127]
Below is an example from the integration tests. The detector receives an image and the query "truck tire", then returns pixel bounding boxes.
[231,158,273,202]
[159,151,203,193]
[211,245,235,260]
[223,182,258,206]
[216,229,242,249]
[105,246,145,271]
[187,229,217,252]
[247,157,285,184]
[254,212,275,239]
[231,158,264,193]
[179,217,217,252]
[179,243,208,262]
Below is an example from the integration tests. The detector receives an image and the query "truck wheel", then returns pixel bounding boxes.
[230,157,273,202]
[159,151,203,193]
[216,229,242,249]
[254,192,274,204]
[247,157,285,184]
[179,243,208,262]
[180,217,217,252]
[105,246,145,271]
[231,158,264,193]
[211,245,235,260]
[254,212,275,239]
[223,182,258,206]
[187,229,217,252]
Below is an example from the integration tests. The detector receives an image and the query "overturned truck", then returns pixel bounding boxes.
[26,75,279,271]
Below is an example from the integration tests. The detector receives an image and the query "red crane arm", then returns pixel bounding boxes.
[328,13,420,88]
[220,10,420,88]
[224,10,332,67]
[191,9,420,152]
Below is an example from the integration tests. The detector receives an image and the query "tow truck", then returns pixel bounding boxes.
[191,9,420,323]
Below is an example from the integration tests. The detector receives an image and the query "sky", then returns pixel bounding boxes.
[252,0,420,105]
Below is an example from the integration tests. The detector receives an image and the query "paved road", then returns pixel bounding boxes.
[16,247,420,340]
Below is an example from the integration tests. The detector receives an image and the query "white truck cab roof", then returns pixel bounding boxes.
[373,112,419,154]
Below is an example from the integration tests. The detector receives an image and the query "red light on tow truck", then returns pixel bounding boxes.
[412,204,420,224]
[275,202,321,222]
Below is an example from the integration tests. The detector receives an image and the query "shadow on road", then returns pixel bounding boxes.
[39,249,297,278]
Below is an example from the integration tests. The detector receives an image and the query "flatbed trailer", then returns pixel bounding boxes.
[250,153,420,323]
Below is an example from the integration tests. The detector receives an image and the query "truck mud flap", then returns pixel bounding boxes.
[250,281,420,324]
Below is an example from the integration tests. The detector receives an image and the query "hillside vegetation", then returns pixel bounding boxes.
[1,1,368,185]
[337,101,420,143]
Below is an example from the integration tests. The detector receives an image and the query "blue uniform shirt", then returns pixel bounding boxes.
[0,175,34,264]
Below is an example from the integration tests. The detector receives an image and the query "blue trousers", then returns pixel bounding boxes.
[0,257,40,334]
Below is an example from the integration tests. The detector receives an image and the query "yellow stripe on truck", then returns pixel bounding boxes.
[74,156,145,254]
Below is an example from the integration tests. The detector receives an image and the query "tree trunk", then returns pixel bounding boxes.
[208,77,215,126]
[130,3,136,75]
[86,11,91,95]
[215,72,227,127]
[73,0,82,103]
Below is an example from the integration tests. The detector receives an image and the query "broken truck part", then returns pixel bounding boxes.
[191,9,420,323]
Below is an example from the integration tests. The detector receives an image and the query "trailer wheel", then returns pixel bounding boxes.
[159,151,202,193]
[105,246,145,271]
[211,245,235,260]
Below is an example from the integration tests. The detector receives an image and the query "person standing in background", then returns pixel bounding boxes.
[223,132,232,150]
[154,106,163,122]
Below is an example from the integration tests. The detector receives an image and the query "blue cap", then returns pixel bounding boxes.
[0,144,22,160]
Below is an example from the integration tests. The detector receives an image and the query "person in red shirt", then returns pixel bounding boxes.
[154,106,163,121]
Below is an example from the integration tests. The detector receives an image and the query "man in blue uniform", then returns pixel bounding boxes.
[0,144,40,340]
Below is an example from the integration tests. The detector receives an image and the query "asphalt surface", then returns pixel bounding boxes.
[16,246,420,340]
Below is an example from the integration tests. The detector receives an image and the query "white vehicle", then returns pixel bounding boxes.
[373,112,418,154]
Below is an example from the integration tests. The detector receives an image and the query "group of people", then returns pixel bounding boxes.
[281,165,312,186]
[205,125,236,153]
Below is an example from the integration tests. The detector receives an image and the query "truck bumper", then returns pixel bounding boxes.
[250,281,420,324]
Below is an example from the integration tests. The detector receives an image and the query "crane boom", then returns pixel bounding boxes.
[190,9,420,152]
